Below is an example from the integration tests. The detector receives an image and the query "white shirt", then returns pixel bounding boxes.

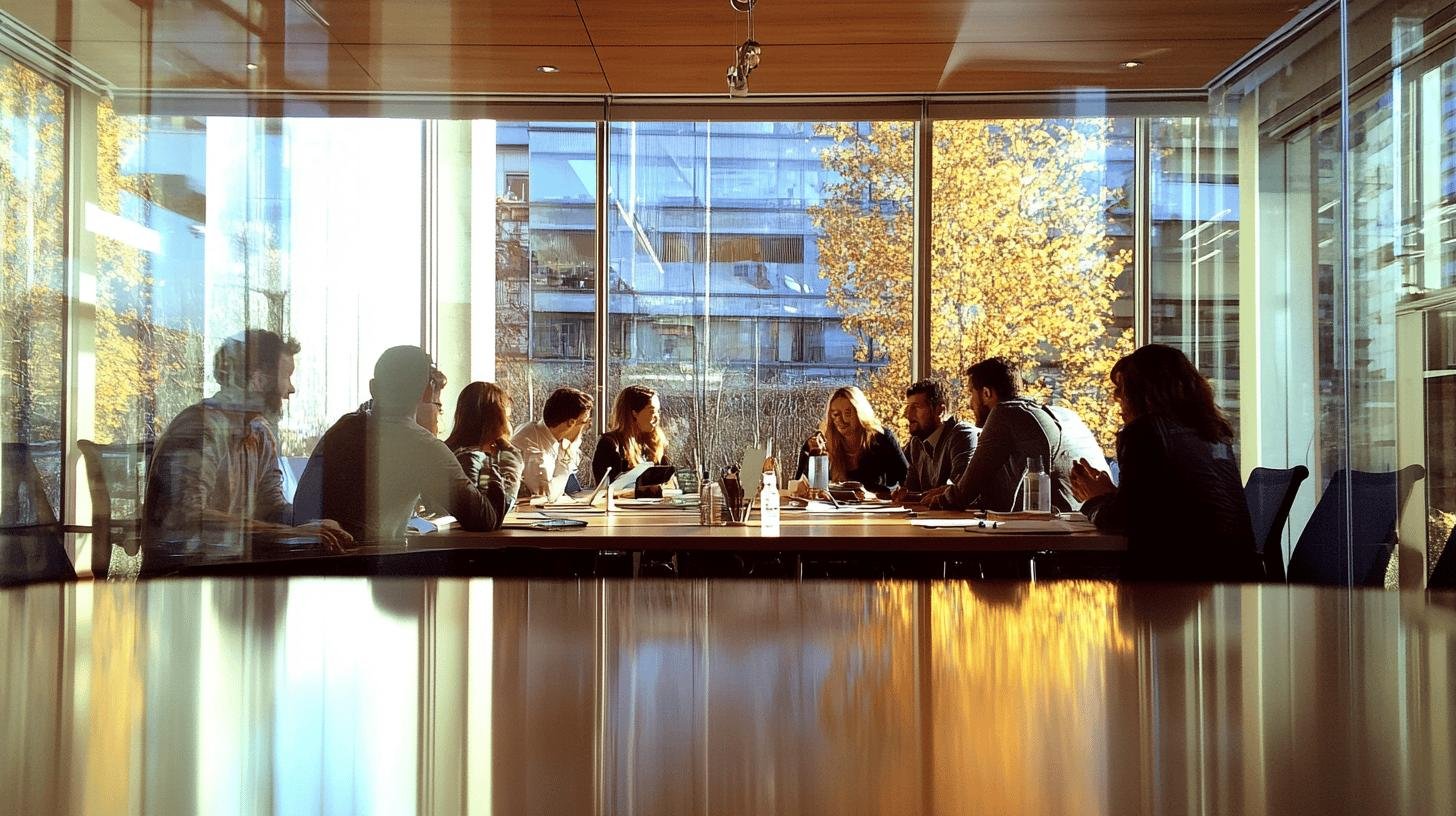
[510,420,581,498]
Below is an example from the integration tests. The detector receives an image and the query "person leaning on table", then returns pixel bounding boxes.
[891,378,979,502]
[511,386,593,498]
[444,381,524,516]
[794,385,908,498]
[305,345,514,541]
[923,357,1104,512]
[592,384,674,498]
[1069,344,1261,582]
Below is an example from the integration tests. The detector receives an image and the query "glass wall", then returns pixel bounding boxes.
[0,55,65,520]
[93,113,425,458]
[489,120,599,474]
[605,121,913,471]
[930,117,1135,451]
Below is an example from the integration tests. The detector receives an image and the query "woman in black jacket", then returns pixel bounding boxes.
[1071,344,1261,582]
[795,385,908,498]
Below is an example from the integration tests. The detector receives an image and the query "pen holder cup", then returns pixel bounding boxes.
[723,499,752,526]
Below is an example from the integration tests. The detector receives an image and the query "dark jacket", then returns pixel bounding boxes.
[1081,414,1261,582]
[591,434,673,485]
[795,428,908,497]
[304,410,511,542]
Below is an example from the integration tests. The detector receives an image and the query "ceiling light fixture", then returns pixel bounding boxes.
[537,64,560,73]
[726,0,761,97]
[1120,60,1143,69]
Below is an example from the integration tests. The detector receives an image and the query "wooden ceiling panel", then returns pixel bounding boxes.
[596,44,959,95]
[58,40,378,92]
[143,0,332,45]
[316,0,591,46]
[935,39,1268,91]
[341,44,608,93]
[0,0,145,45]
[579,0,1302,47]
[13,0,1303,94]
[597,37,1265,95]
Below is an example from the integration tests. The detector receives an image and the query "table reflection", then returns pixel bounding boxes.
[3,579,1454,815]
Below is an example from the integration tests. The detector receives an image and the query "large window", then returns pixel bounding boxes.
[930,118,1135,450]
[94,114,424,456]
[0,56,66,517]
[490,121,598,470]
[605,121,914,471]
[1149,116,1242,435]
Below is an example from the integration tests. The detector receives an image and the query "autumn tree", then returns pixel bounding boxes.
[92,101,199,444]
[1,60,66,499]
[811,119,1134,449]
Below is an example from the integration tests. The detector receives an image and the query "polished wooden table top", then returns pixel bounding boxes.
[5,578,1454,815]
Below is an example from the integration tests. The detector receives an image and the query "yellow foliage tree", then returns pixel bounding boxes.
[0,60,66,450]
[1,58,195,453]
[811,119,1134,449]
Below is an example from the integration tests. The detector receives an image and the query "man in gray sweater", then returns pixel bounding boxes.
[307,346,518,541]
[924,357,1107,512]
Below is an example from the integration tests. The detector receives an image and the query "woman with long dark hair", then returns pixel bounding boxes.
[1071,344,1260,582]
[445,381,523,514]
[592,385,673,497]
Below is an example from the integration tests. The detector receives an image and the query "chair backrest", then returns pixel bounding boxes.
[1244,465,1309,582]
[1427,524,1456,589]
[1287,465,1425,586]
[0,442,75,585]
[76,439,151,578]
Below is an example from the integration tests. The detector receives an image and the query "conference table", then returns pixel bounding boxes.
[5,577,1454,815]
[138,503,1127,578]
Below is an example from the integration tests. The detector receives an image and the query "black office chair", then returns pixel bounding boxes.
[1244,465,1309,582]
[1,442,76,586]
[76,439,151,579]
[1286,465,1424,586]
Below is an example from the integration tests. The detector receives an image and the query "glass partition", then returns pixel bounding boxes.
[0,55,66,517]
[929,117,1135,451]
[605,121,914,472]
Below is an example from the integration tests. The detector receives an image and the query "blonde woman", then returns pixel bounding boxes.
[444,381,523,513]
[592,385,673,496]
[795,386,907,497]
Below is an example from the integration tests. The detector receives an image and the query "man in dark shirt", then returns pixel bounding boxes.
[925,357,1105,512]
[305,345,514,541]
[893,378,978,501]
[144,330,352,553]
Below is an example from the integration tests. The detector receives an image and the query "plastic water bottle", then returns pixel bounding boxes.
[759,471,781,533]
[1023,456,1052,513]
[699,470,722,526]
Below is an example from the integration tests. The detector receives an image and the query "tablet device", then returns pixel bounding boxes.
[637,464,676,487]
[532,517,588,530]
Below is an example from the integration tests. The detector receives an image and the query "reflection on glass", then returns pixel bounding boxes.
[1149,116,1242,436]
[491,121,599,482]
[930,118,1134,451]
[605,121,913,470]
[0,56,66,514]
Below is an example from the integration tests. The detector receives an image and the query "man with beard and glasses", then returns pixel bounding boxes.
[891,378,979,503]
[924,357,1107,513]
[144,329,353,555]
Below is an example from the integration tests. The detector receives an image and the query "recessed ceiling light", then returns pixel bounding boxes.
[1120,60,1143,69]
[245,62,259,71]
[536,65,560,74]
